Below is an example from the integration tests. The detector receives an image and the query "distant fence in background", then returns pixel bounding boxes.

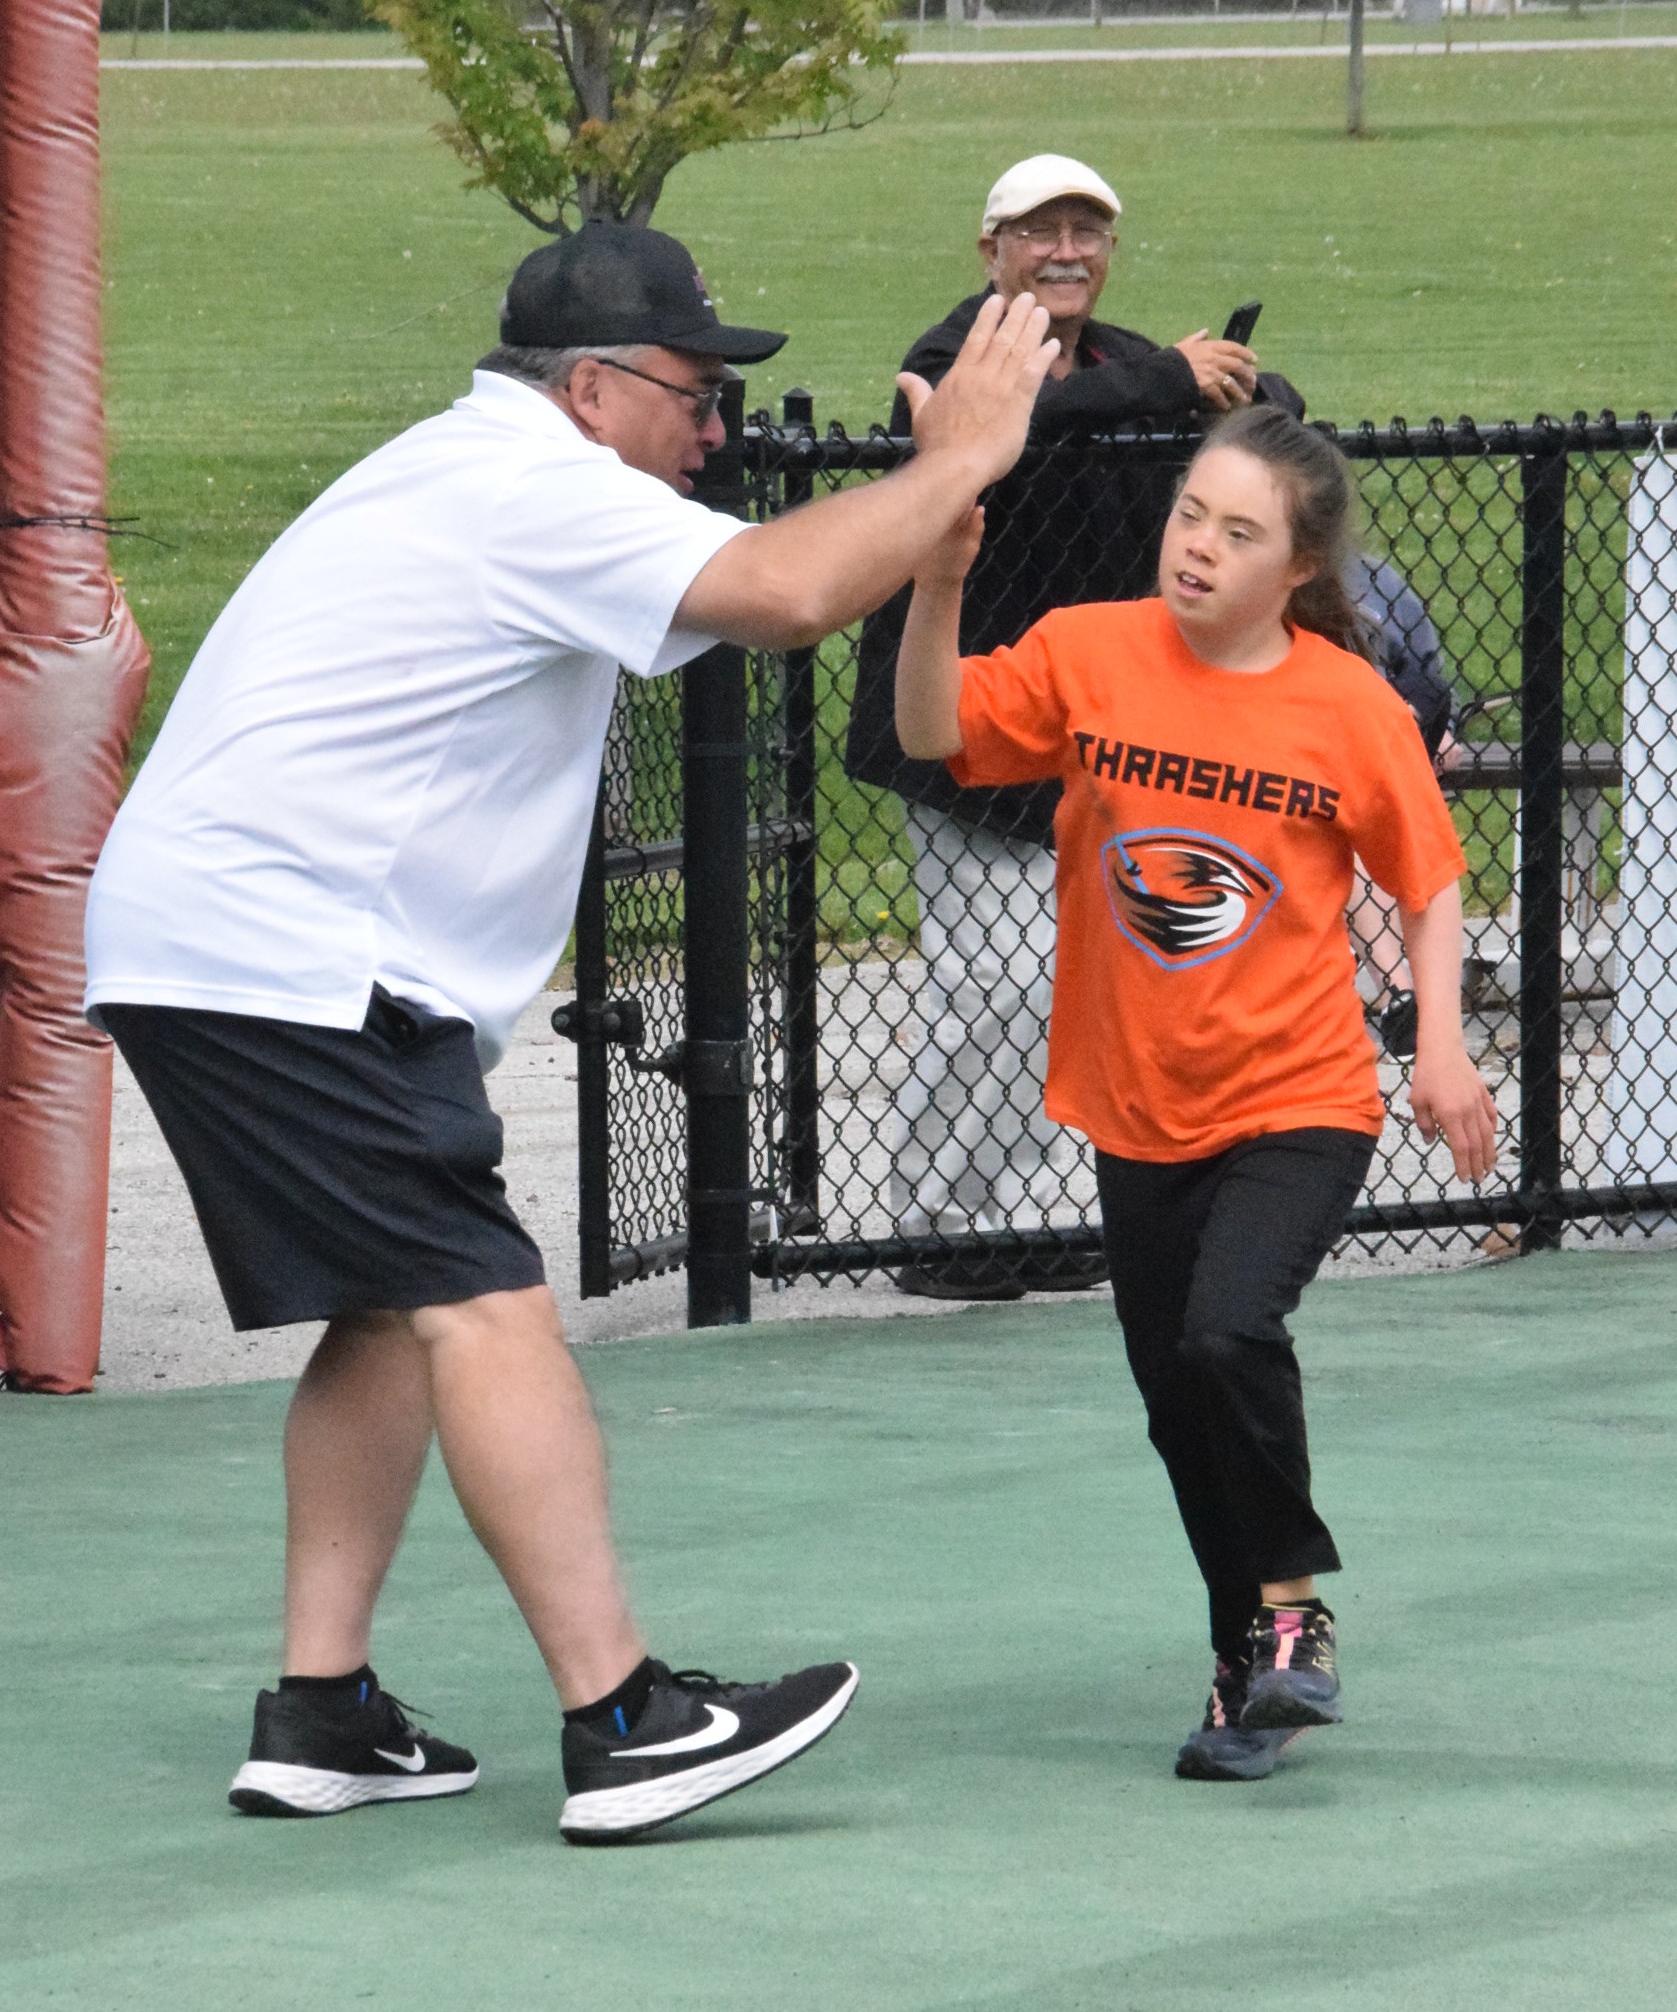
[99,1,369,28]
[890,0,1672,20]
[99,0,1677,28]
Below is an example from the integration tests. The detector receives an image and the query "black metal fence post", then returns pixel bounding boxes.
[777,389,824,1223]
[570,796,614,1298]
[683,378,754,1325]
[1518,434,1569,1252]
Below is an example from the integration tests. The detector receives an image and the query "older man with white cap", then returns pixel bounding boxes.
[846,154,1303,1302]
[974,152,1265,416]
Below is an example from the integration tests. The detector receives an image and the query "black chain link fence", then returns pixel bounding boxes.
[563,404,1677,1307]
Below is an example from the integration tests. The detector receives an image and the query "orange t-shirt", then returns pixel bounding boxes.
[949,597,1467,1162]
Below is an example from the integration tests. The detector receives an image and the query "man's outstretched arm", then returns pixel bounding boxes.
[674,293,1057,651]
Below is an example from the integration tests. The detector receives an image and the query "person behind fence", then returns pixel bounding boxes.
[845,152,1304,1303]
[1344,552,1463,1058]
[894,402,1498,1783]
[82,223,1059,1844]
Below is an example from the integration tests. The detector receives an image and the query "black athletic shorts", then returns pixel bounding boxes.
[101,988,547,1332]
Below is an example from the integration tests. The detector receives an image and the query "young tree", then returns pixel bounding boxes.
[374,0,903,233]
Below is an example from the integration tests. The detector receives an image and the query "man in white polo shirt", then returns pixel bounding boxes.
[85,222,1056,1844]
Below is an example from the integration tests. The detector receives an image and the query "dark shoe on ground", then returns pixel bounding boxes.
[893,1256,1025,1302]
[1241,1603,1343,1730]
[1012,1250,1111,1294]
[1175,1657,1301,1782]
[1375,988,1418,1060]
[560,1659,859,1843]
[228,1678,479,1816]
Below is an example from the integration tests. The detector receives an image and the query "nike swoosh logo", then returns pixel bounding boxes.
[612,1704,740,1758]
[373,1744,427,1773]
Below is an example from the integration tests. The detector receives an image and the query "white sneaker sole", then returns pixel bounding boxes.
[559,1663,860,1842]
[228,1760,479,1816]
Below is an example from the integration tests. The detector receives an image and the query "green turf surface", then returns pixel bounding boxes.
[6,1250,1677,2008]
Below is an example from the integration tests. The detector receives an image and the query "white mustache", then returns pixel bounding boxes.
[1036,261,1090,283]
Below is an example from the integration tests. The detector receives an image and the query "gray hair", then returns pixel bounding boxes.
[475,342,651,391]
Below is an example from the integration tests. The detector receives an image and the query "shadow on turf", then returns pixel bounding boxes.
[14,1740,1673,1969]
[592,1809,870,1848]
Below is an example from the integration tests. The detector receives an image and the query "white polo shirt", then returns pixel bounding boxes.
[85,371,748,1069]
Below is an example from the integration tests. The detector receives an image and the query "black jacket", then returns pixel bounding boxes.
[844,290,1305,844]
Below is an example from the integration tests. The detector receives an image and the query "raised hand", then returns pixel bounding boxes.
[895,292,1059,489]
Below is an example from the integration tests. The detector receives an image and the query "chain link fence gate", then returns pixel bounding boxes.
[556,396,1677,1320]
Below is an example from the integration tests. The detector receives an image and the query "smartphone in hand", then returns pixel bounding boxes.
[1222,301,1262,346]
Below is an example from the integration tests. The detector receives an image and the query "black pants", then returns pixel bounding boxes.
[1096,1128,1376,1664]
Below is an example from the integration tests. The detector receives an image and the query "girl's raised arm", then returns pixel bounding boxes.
[895,505,985,761]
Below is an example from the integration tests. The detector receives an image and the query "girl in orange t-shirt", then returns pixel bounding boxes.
[895,404,1497,1785]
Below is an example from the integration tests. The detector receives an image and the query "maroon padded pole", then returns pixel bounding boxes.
[0,0,151,1392]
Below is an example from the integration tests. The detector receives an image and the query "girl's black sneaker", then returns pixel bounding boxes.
[1240,1604,1343,1730]
[559,1659,859,1842]
[228,1678,479,1816]
[1175,1657,1300,1781]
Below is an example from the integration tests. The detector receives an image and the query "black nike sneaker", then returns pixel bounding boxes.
[1175,1656,1301,1782]
[559,1659,859,1843]
[228,1677,479,1816]
[1240,1603,1344,1731]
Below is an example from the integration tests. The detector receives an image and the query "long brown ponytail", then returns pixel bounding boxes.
[1189,406,1377,666]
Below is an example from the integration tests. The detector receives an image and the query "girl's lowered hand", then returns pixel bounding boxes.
[1408,1044,1498,1185]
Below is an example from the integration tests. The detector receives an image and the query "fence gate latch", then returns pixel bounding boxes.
[550,996,647,1047]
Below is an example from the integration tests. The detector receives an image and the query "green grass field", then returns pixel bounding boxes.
[100,31,1675,931]
[103,32,1677,759]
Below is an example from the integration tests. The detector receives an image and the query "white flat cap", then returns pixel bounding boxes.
[981,154,1122,236]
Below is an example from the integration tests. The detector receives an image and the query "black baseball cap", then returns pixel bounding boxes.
[499,221,786,364]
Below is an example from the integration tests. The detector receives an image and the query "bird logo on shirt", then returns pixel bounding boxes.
[1103,829,1282,970]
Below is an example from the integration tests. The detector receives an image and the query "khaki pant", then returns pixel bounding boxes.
[890,804,1083,1237]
